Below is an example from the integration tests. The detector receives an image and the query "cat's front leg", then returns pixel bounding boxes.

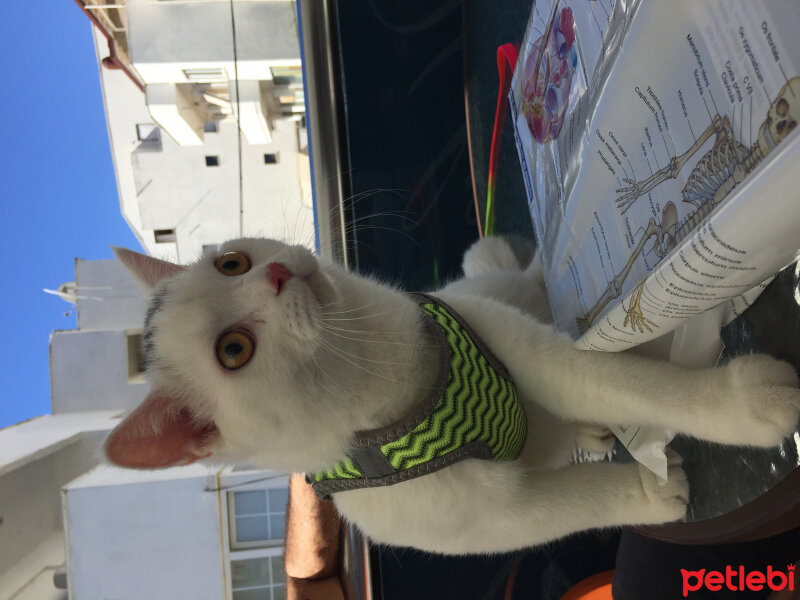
[335,454,688,554]
[496,457,689,549]
[443,295,800,447]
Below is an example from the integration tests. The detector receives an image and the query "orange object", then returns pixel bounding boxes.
[559,570,615,600]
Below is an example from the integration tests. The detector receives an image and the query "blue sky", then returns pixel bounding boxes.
[0,5,142,429]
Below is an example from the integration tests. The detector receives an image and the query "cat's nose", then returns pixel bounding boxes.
[267,262,293,295]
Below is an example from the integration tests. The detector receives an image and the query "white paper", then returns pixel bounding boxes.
[511,0,800,477]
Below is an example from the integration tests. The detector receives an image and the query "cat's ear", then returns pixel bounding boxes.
[112,247,185,291]
[105,391,219,469]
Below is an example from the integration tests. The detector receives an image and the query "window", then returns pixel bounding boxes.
[205,155,220,167]
[136,123,160,142]
[228,488,288,550]
[126,331,145,383]
[231,556,286,600]
[154,229,176,243]
[183,68,227,82]
[270,66,303,86]
[263,153,278,164]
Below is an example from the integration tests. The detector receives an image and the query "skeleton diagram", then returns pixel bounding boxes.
[577,77,799,334]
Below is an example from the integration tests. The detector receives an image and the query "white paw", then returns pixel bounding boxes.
[636,451,688,524]
[462,237,520,277]
[721,354,800,447]
[575,424,616,454]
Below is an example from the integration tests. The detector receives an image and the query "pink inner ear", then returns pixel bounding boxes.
[112,247,186,291]
[105,392,219,469]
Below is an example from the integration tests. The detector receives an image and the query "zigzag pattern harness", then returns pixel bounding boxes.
[307,294,526,500]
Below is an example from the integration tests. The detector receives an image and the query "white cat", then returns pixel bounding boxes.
[106,236,800,554]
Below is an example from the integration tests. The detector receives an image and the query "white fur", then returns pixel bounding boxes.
[135,236,800,554]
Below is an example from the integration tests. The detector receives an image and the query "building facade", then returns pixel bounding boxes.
[82,0,314,263]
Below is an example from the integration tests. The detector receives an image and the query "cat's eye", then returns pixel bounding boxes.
[216,330,255,370]
[215,252,251,276]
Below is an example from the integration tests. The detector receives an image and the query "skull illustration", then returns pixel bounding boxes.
[758,77,799,154]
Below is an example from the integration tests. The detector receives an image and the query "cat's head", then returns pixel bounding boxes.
[104,238,340,471]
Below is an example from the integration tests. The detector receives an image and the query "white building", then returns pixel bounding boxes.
[2,263,289,600]
[0,411,119,600]
[80,0,314,263]
[49,258,149,414]
[63,464,289,599]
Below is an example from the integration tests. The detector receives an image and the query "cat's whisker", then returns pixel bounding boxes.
[318,298,382,316]
[315,337,427,390]
[317,337,399,381]
[320,348,423,389]
[317,320,424,336]
[317,288,381,312]
[292,199,306,247]
[314,319,439,343]
[318,300,397,319]
[320,309,403,322]
[341,224,421,248]
[307,355,349,398]
[349,211,419,228]
[315,323,431,347]
[317,336,418,369]
[334,188,410,214]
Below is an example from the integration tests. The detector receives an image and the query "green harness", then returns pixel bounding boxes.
[307,293,526,500]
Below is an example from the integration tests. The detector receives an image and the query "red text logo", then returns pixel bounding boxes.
[681,565,795,597]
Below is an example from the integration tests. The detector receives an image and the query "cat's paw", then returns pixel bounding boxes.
[721,354,800,447]
[462,237,521,277]
[575,424,616,454]
[636,451,688,523]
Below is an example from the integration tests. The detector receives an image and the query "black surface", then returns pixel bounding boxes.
[463,0,534,239]
[376,530,620,600]
[613,527,800,600]
[669,263,800,523]
[334,0,477,290]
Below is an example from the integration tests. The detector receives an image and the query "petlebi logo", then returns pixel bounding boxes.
[681,564,795,597]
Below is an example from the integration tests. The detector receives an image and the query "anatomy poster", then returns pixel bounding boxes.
[511,0,800,352]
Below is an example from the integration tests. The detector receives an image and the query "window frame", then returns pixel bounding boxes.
[229,550,286,600]
[227,487,289,550]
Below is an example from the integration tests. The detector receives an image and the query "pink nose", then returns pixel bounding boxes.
[267,262,293,294]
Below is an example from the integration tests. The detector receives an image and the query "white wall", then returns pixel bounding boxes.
[75,258,147,332]
[132,115,311,260]
[64,465,224,599]
[50,329,147,413]
[0,425,108,576]
[0,534,67,600]
[127,0,299,82]
[93,2,314,264]
[0,413,117,478]
[93,26,153,256]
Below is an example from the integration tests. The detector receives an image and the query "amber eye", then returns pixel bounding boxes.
[215,252,251,276]
[216,330,255,370]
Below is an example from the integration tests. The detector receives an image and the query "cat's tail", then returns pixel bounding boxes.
[462,235,538,278]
